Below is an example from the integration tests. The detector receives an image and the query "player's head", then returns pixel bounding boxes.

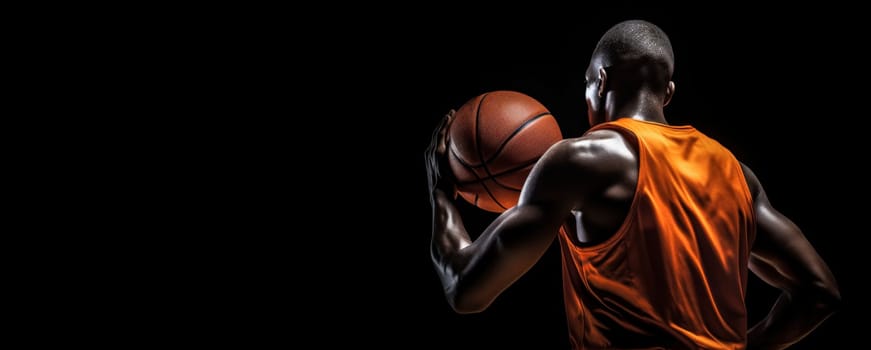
[585,20,676,126]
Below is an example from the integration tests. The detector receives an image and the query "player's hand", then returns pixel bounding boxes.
[426,109,457,200]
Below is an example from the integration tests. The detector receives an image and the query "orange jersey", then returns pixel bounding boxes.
[559,119,756,349]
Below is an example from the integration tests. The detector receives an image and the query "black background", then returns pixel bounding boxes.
[307,4,868,349]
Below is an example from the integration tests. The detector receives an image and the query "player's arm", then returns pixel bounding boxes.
[426,114,600,314]
[741,164,841,350]
[430,142,582,314]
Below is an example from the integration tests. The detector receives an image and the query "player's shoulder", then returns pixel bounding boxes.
[739,162,763,199]
[550,129,635,163]
[539,130,636,175]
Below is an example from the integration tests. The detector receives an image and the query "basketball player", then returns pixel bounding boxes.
[426,20,839,349]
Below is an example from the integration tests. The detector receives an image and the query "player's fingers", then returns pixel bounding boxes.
[434,113,452,155]
[436,112,451,138]
[438,111,451,135]
[446,109,456,119]
[426,114,449,170]
[444,109,456,129]
[426,110,456,184]
[427,116,445,152]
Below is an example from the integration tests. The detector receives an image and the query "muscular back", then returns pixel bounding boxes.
[557,119,758,348]
[562,126,765,247]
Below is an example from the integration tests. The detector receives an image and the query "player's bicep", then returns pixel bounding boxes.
[490,140,583,254]
[452,143,583,312]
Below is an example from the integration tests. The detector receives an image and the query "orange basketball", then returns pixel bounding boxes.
[447,90,563,213]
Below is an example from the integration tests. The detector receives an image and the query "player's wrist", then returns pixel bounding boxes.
[431,186,458,202]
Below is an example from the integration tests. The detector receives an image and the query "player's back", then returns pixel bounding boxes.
[559,118,755,349]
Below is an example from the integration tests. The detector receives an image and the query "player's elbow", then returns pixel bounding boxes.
[816,282,842,314]
[447,289,491,314]
[794,279,842,315]
[449,296,489,314]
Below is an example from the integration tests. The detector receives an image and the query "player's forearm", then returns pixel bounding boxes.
[746,289,840,349]
[430,189,473,297]
[431,188,472,260]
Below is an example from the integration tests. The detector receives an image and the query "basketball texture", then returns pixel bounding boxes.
[447,90,563,213]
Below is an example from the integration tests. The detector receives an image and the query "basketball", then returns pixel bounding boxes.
[447,90,563,213]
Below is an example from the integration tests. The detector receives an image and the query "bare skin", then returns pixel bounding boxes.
[427,53,840,349]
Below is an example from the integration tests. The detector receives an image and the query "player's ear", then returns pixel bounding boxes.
[597,67,607,98]
[664,81,675,107]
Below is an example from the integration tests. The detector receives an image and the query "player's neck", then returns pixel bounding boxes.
[605,92,668,125]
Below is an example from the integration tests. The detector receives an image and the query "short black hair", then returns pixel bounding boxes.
[593,20,674,90]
